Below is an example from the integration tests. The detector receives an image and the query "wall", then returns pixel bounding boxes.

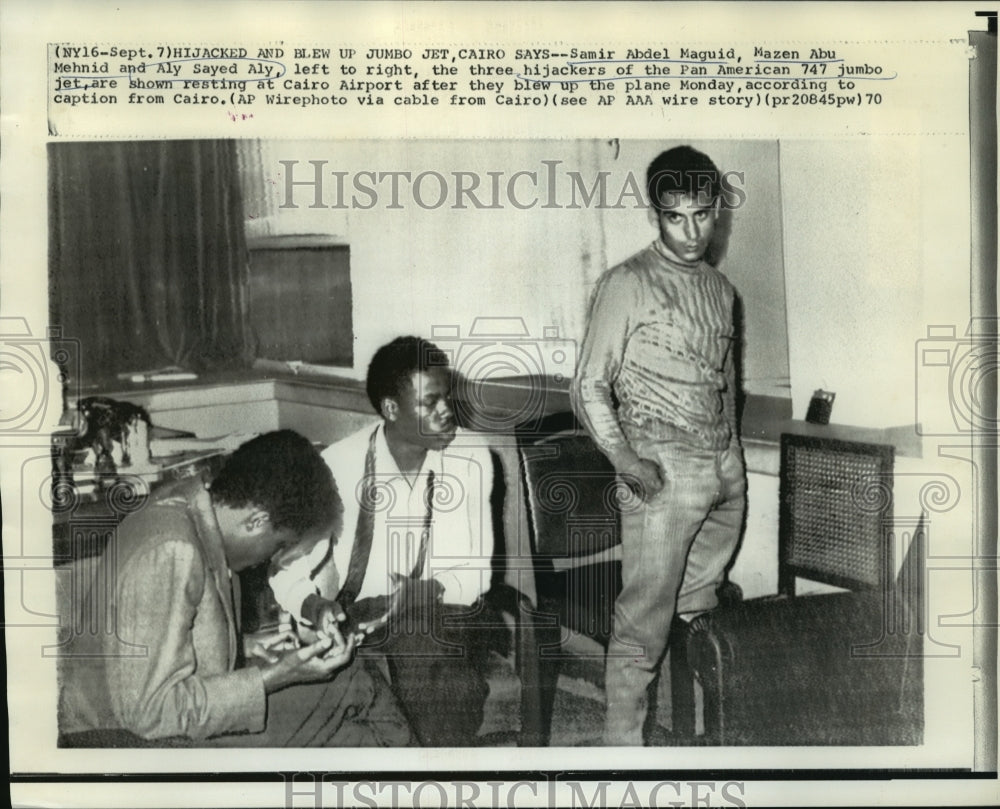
[245,136,971,437]
[780,138,969,429]
[728,467,780,599]
[240,139,607,384]
[239,139,792,397]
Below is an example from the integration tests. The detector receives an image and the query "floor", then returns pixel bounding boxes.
[476,649,698,747]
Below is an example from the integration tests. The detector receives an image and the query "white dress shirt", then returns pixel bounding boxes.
[270,423,495,622]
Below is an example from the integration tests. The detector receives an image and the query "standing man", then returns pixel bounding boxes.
[270,336,497,746]
[59,430,412,747]
[572,145,747,746]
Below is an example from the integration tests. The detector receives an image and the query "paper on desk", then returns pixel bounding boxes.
[115,365,186,380]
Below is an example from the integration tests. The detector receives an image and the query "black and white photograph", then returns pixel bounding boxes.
[3,2,997,808]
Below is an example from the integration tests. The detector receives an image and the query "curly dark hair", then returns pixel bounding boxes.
[208,430,341,535]
[646,145,721,211]
[365,335,451,414]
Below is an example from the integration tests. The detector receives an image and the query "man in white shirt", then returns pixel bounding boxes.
[270,336,497,746]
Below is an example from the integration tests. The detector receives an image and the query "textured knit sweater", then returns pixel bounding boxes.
[571,240,740,470]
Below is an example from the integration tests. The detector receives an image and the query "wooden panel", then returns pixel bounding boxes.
[276,402,377,446]
[149,400,279,438]
[248,243,353,366]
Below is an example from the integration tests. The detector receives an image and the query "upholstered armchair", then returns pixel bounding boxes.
[684,434,924,745]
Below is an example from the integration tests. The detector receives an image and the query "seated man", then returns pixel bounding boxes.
[270,336,497,746]
[59,430,412,747]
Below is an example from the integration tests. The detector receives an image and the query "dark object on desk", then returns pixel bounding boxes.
[58,397,153,489]
[686,433,923,745]
[516,412,719,744]
[805,388,835,425]
[77,396,152,463]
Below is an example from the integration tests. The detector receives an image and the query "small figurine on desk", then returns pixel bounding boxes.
[71,397,158,487]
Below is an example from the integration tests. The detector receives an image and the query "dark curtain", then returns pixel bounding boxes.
[49,140,253,383]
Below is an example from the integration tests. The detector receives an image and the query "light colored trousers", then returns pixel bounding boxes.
[604,438,746,745]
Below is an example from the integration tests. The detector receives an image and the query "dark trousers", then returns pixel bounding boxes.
[61,658,413,749]
[359,600,501,747]
[212,657,413,747]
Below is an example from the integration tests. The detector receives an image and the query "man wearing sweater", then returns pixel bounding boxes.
[59,431,412,747]
[571,145,746,746]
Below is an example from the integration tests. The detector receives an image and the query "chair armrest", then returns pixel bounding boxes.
[689,589,889,666]
[688,590,887,692]
[716,579,743,607]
